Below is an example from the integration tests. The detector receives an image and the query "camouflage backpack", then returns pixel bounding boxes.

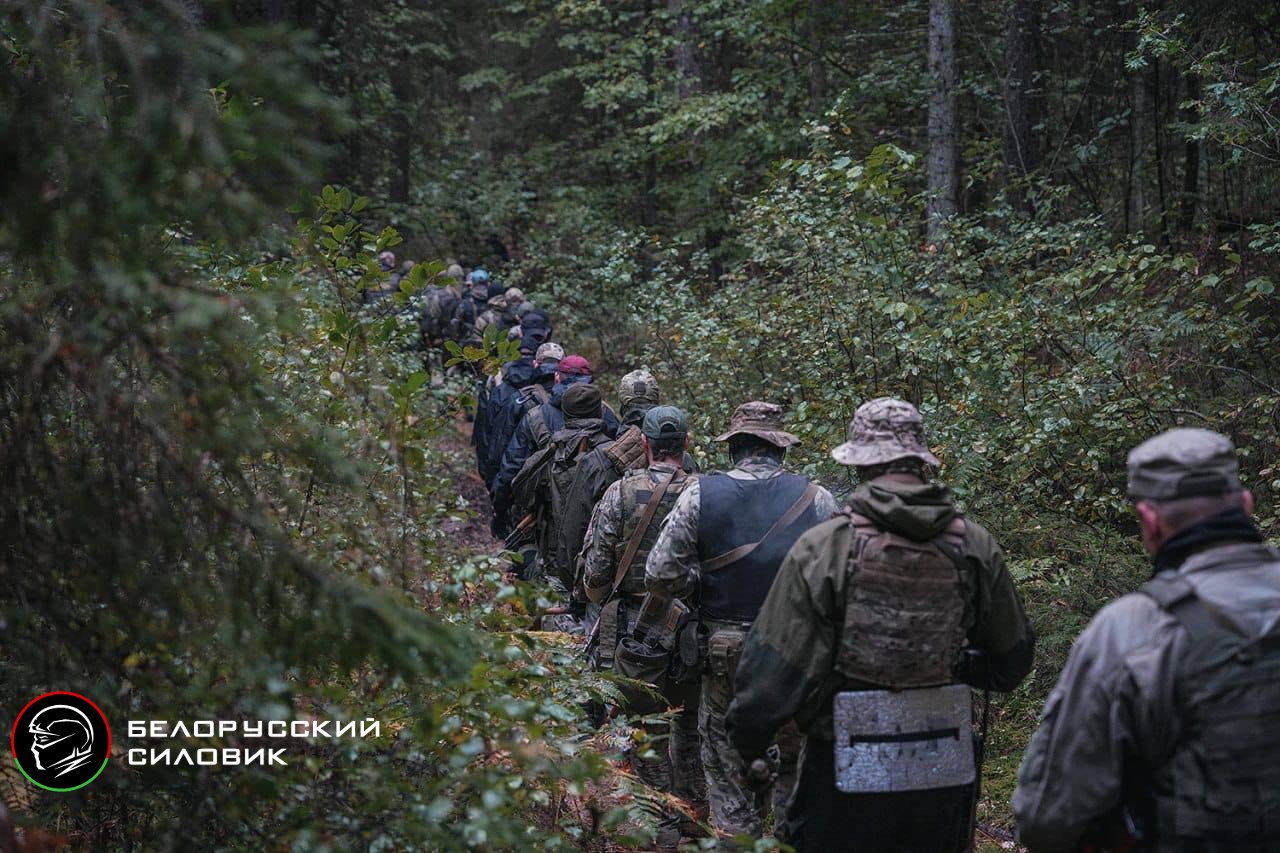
[835,511,970,689]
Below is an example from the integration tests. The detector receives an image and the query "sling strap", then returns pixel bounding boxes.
[703,481,820,572]
[609,467,686,595]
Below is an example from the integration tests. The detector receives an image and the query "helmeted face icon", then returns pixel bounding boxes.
[28,705,95,777]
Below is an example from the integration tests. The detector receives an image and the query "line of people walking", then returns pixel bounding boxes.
[454,270,1280,852]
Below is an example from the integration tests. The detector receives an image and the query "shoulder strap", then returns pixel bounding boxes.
[1141,571,1247,646]
[703,481,820,573]
[610,468,686,597]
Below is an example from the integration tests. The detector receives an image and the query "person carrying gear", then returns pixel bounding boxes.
[579,406,706,849]
[646,401,837,846]
[486,342,563,498]
[491,355,619,544]
[514,382,614,618]
[475,282,512,337]
[361,250,402,308]
[449,279,490,347]
[560,369,696,597]
[1013,427,1280,853]
[474,336,540,489]
[725,398,1034,852]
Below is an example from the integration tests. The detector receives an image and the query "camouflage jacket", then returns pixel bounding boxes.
[579,460,690,603]
[559,423,697,589]
[724,476,1034,764]
[644,454,838,602]
[1012,541,1280,853]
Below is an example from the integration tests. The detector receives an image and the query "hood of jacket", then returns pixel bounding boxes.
[847,477,958,542]
[549,375,591,408]
[502,356,537,387]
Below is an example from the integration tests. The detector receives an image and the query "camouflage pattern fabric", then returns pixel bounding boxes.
[830,396,941,467]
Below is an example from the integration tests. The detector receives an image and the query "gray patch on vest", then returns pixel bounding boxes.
[833,685,974,793]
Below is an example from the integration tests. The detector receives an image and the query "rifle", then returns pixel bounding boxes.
[503,512,536,551]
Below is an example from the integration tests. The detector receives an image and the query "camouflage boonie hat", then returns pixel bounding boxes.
[1127,428,1241,501]
[535,342,564,363]
[713,401,799,448]
[619,369,660,409]
[832,397,940,467]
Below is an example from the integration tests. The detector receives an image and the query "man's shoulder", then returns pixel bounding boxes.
[1072,589,1174,671]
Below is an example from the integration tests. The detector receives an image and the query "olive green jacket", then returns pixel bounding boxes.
[725,476,1034,763]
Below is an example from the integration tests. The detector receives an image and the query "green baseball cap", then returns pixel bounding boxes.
[642,405,687,439]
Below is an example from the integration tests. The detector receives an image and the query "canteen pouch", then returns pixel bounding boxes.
[613,636,671,715]
[707,629,746,687]
[832,684,974,793]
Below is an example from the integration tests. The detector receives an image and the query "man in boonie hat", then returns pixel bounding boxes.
[646,400,837,842]
[1015,427,1280,852]
[727,397,1033,852]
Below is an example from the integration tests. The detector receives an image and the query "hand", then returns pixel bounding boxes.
[740,756,776,794]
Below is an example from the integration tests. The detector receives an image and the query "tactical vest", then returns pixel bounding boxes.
[614,466,692,596]
[835,511,969,689]
[696,471,823,622]
[1142,568,1280,849]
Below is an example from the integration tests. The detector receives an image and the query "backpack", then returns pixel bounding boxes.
[835,511,970,689]
[1141,570,1280,848]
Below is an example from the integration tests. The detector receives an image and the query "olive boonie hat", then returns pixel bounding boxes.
[642,405,687,439]
[713,401,799,448]
[620,369,660,409]
[561,383,603,419]
[832,397,941,467]
[1127,428,1241,501]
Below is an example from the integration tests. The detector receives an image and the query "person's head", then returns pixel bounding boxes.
[555,354,592,386]
[487,282,506,303]
[534,341,564,370]
[446,262,465,283]
[469,282,489,301]
[619,369,660,417]
[471,267,491,285]
[642,405,689,463]
[377,250,396,271]
[831,397,940,482]
[516,300,537,319]
[561,382,603,420]
[1127,428,1254,555]
[517,332,538,353]
[714,401,798,464]
[401,259,416,274]
[504,287,525,303]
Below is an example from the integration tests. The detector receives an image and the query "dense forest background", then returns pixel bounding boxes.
[3,0,1280,848]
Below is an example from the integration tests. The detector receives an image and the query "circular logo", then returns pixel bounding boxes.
[10,692,111,792]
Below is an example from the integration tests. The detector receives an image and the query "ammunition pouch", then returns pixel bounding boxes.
[613,636,672,715]
[707,628,747,688]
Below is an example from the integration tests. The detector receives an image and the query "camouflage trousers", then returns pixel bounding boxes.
[631,679,705,847]
[700,626,800,846]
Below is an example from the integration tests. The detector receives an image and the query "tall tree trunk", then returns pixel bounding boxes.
[1128,64,1148,236]
[1179,73,1201,236]
[669,0,700,98]
[1003,0,1039,214]
[926,0,958,245]
[389,71,413,204]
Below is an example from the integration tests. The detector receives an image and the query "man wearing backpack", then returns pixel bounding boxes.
[491,355,618,540]
[560,369,697,595]
[1013,427,1280,852]
[646,401,837,845]
[511,382,614,620]
[485,342,562,492]
[580,406,704,850]
[724,398,1034,852]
